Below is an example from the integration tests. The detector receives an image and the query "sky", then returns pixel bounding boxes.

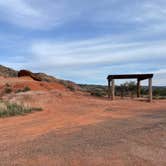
[0,0,166,86]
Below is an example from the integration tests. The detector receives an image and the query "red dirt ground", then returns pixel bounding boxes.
[0,76,166,166]
[0,76,66,91]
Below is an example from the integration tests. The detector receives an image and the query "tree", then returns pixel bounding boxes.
[120,81,137,98]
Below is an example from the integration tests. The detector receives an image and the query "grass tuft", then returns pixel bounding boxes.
[0,101,42,118]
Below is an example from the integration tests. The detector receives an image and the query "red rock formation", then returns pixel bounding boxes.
[18,70,42,81]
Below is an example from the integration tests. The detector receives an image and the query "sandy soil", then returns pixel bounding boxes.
[0,76,166,166]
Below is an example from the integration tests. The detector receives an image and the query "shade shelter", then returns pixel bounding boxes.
[107,74,153,102]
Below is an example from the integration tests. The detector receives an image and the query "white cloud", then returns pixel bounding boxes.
[0,0,38,16]
[0,0,42,28]
[30,38,166,67]
[23,37,166,85]
[0,0,78,29]
[2,34,165,85]
[0,0,166,31]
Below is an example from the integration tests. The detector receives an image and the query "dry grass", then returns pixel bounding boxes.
[0,100,42,118]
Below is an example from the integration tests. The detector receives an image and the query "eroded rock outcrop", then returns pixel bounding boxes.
[18,70,42,81]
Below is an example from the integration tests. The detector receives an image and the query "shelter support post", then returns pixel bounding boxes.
[149,78,152,102]
[108,79,111,99]
[137,79,141,98]
[111,79,115,100]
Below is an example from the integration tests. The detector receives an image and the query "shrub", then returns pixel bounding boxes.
[5,83,10,87]
[67,84,75,91]
[16,89,22,93]
[0,101,42,118]
[22,86,31,92]
[120,81,137,97]
[4,87,12,94]
[79,84,107,97]
[0,102,31,117]
[4,83,12,94]
[16,86,31,93]
[31,107,42,111]
[90,91,103,97]
[58,80,76,91]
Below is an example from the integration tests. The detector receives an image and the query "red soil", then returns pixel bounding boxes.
[0,76,65,92]
[0,76,166,165]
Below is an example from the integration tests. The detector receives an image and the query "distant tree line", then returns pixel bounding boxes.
[79,81,166,99]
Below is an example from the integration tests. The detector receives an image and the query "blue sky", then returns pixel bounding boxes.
[0,0,166,85]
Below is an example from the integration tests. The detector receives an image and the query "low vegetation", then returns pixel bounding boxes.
[4,83,12,94]
[66,84,75,91]
[79,82,166,99]
[59,80,76,91]
[79,84,107,97]
[16,86,31,93]
[0,100,42,118]
[4,87,12,94]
